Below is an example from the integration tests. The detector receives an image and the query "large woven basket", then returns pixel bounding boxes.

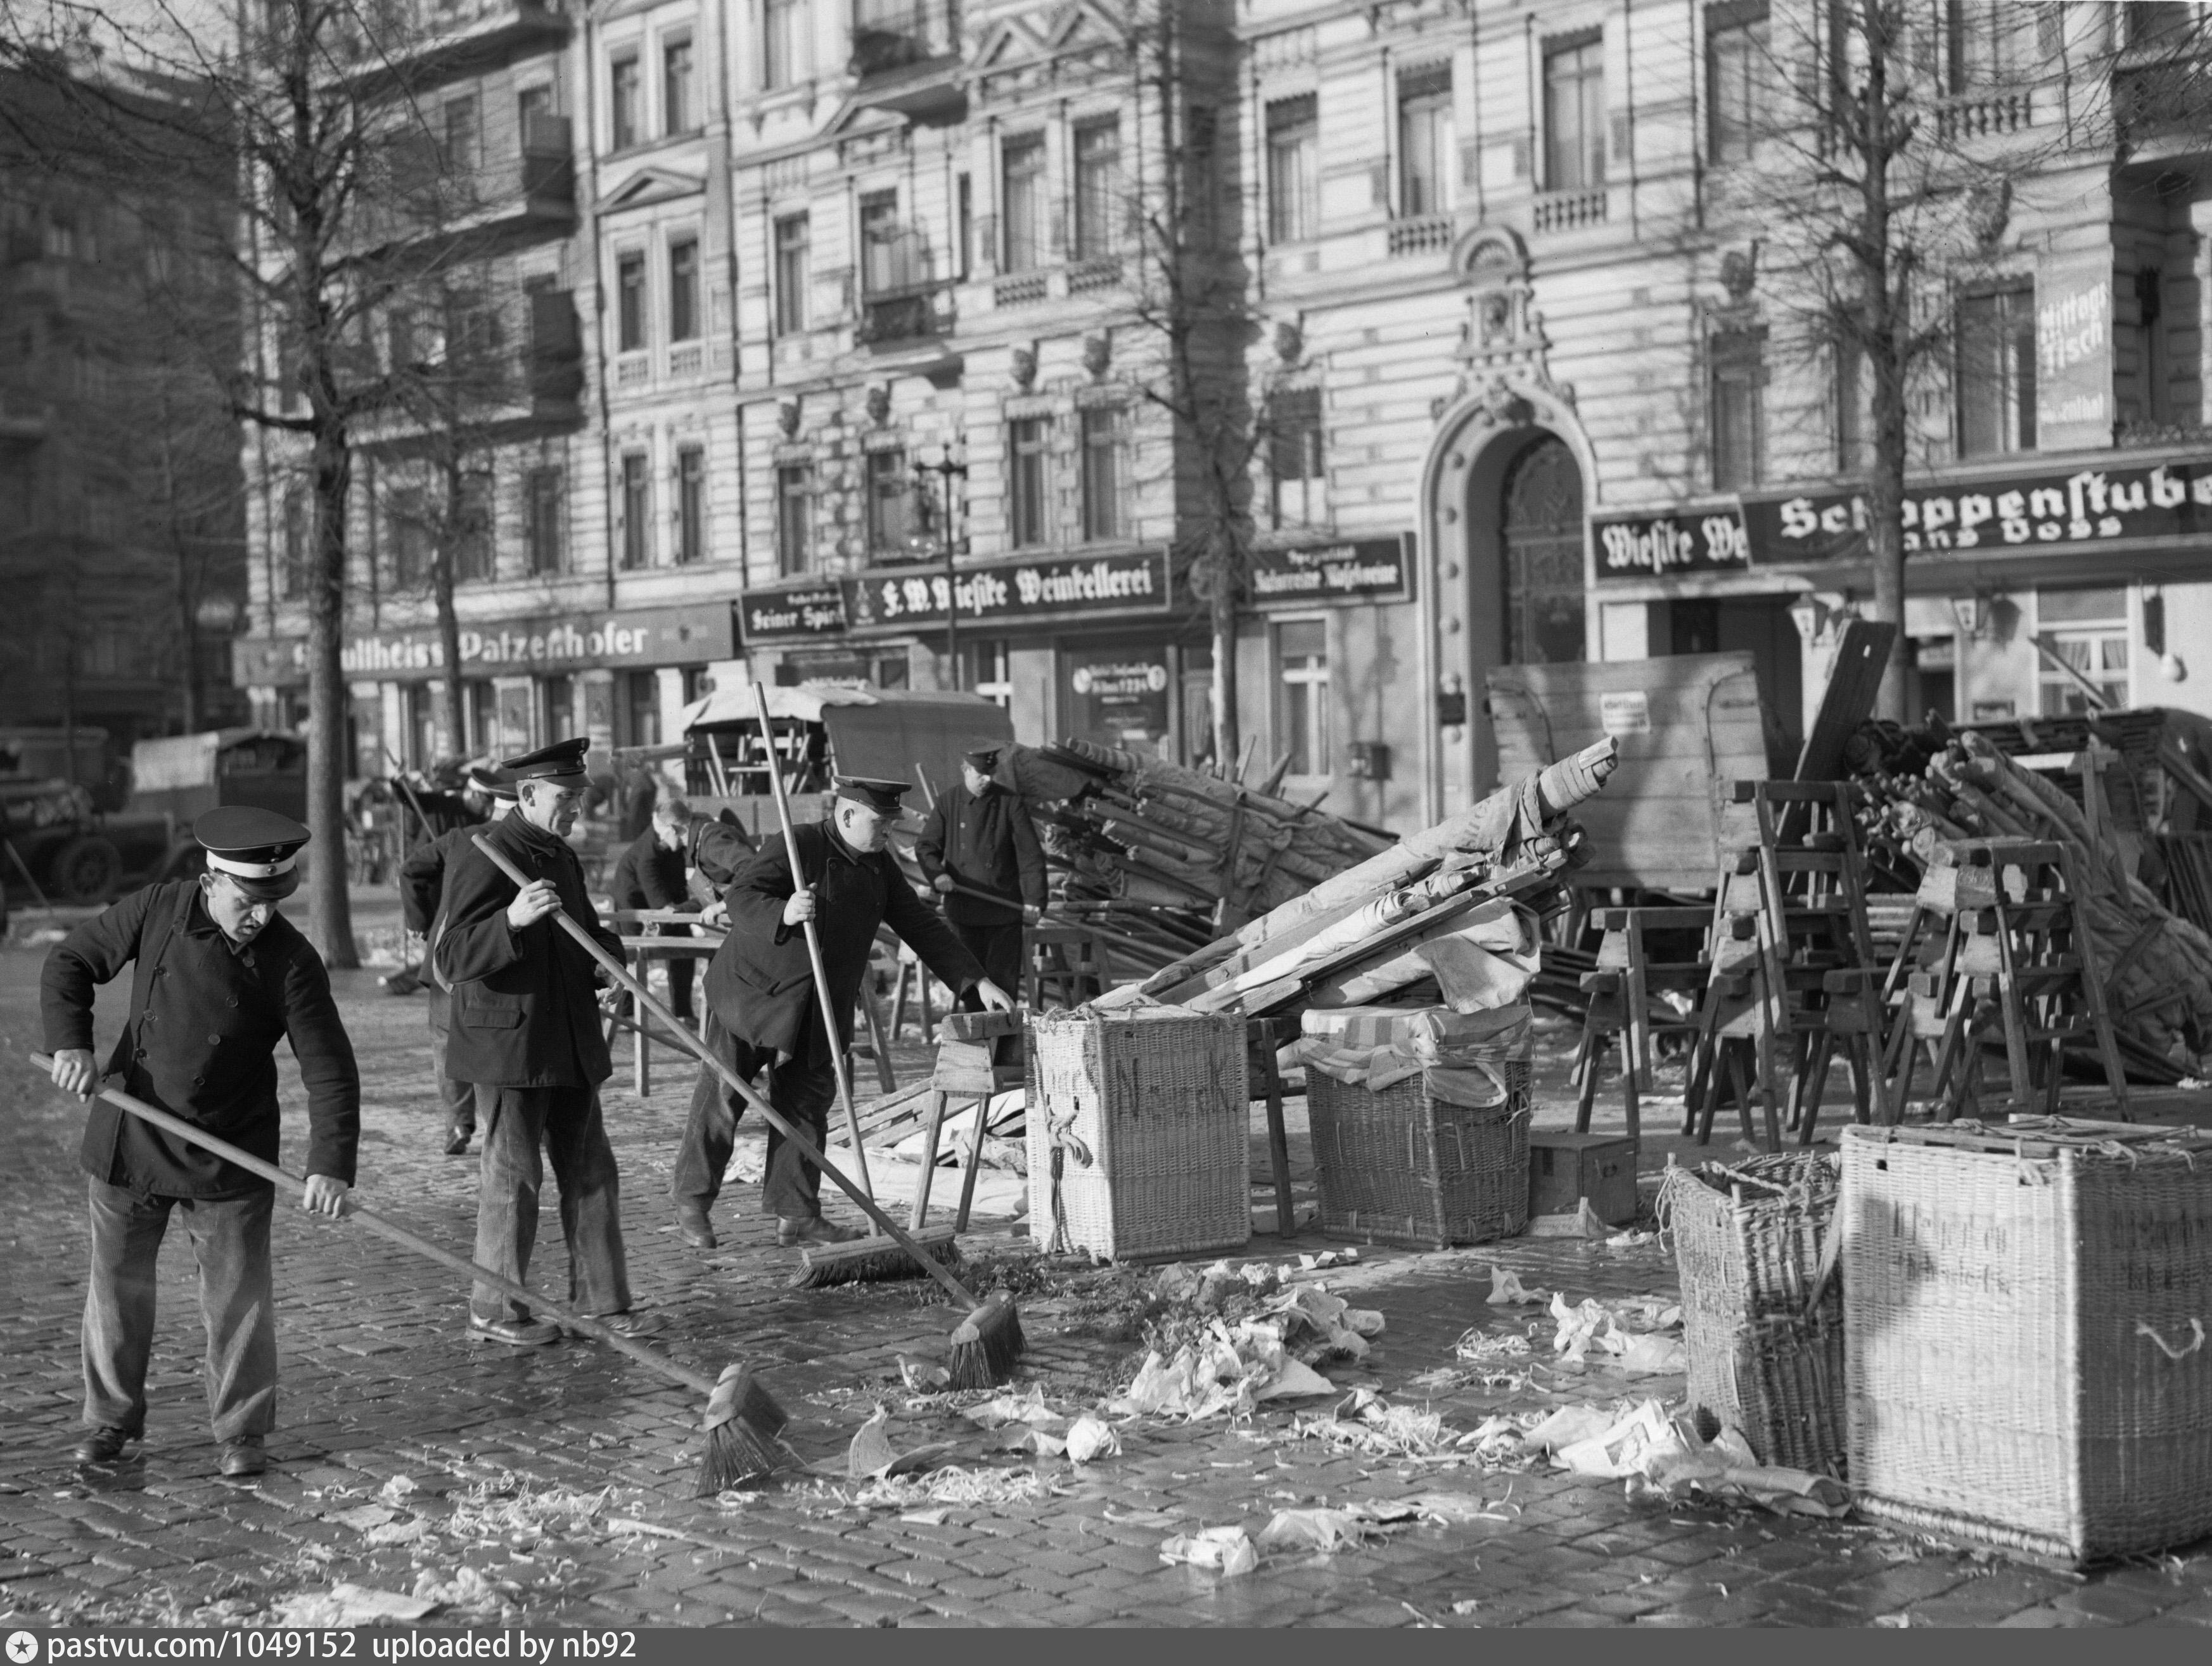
[1659,1152,1844,1475]
[1841,1122,2212,1567]
[1305,1062,1531,1250]
[1025,1006,1250,1261]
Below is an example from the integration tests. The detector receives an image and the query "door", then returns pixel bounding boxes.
[1500,435,1587,665]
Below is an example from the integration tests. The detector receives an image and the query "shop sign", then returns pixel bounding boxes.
[232,605,733,689]
[840,549,1170,632]
[1591,507,1749,580]
[1741,452,2212,566]
[1066,651,1173,751]
[2037,252,2113,452]
[739,584,848,643]
[1248,536,1414,605]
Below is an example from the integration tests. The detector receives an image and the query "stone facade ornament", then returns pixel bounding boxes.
[1274,318,1303,366]
[1082,332,1111,380]
[1011,345,1037,390]
[777,400,801,439]
[866,385,890,426]
[1446,226,1573,418]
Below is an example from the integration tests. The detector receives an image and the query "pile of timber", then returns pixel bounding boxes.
[1852,724,2212,1082]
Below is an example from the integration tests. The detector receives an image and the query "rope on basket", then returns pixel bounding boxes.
[2135,1317,2206,1361]
[1044,1102,1093,1257]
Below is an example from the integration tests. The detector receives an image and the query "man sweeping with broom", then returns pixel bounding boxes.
[674,776,1016,1252]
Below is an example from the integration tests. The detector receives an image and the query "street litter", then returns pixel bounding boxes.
[1065,1415,1122,1464]
[1549,1292,1685,1368]
[1258,1507,1393,1553]
[1607,1230,1660,1248]
[406,1567,505,1617]
[964,1386,1068,1432]
[264,1584,438,1627]
[1486,1266,1544,1306]
[847,1407,954,1480]
[898,1355,951,1393]
[375,1475,419,1506]
[1108,1317,1336,1420]
[843,1466,1056,1511]
[1542,1400,1852,1518]
[1158,1526,1258,1577]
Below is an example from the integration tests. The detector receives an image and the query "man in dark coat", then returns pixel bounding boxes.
[41,807,361,1478]
[915,739,1046,1008]
[609,797,704,1023]
[399,767,514,1153]
[433,738,660,1347]
[672,778,1013,1249]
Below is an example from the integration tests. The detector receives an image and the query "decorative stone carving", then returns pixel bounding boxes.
[1082,332,1111,380]
[1010,345,1037,390]
[1447,225,1574,421]
[866,385,890,426]
[1720,243,1760,303]
[777,400,801,439]
[1274,319,1304,366]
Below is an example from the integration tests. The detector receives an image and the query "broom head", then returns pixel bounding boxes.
[696,1364,789,1496]
[945,1290,1025,1390]
[791,1224,961,1289]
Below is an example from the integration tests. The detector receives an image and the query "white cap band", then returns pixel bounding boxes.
[207,852,298,880]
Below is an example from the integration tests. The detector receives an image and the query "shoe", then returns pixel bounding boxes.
[674,1201,717,1249]
[565,1310,667,1340]
[777,1215,866,1248]
[74,1426,139,1464]
[219,1438,267,1478]
[444,1126,472,1157]
[468,1314,561,1347]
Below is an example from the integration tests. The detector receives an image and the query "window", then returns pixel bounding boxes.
[858,189,902,293]
[517,83,553,141]
[1544,36,1606,190]
[1276,620,1331,778]
[682,665,715,706]
[1269,385,1324,529]
[864,448,910,557]
[2133,266,2171,425]
[676,444,705,564]
[541,674,575,745]
[442,95,478,175]
[1001,134,1045,273]
[620,452,651,568]
[452,472,494,583]
[280,486,307,599]
[610,53,641,150]
[1707,3,1770,164]
[1265,94,1318,243]
[464,679,495,755]
[764,0,805,90]
[1710,328,1767,490]
[1079,407,1123,541]
[622,669,662,748]
[1008,416,1051,548]
[663,34,694,134]
[1949,0,2047,89]
[668,238,698,340]
[964,641,1012,708]
[1073,119,1120,260]
[1397,64,1453,216]
[617,252,646,351]
[956,174,972,279]
[386,489,430,589]
[776,463,812,575]
[774,214,809,334]
[1957,283,2036,457]
[525,465,564,573]
[2036,587,2129,715]
[2128,2,2193,48]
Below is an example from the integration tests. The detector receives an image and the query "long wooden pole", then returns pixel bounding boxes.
[468,835,978,1306]
[750,682,870,1196]
[28,1053,715,1395]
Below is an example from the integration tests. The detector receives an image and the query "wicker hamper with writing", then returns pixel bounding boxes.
[1841,1121,2212,1567]
[1659,1152,1845,1475]
[1025,1006,1250,1261]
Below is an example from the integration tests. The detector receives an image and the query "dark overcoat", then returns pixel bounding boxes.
[914,782,1047,925]
[610,828,687,913]
[41,881,361,1197]
[433,814,623,1089]
[402,821,488,1034]
[706,819,983,1062]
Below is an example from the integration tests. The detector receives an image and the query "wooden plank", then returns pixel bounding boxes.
[1794,617,1898,782]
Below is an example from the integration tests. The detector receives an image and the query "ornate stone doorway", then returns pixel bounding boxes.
[1499,435,1586,665]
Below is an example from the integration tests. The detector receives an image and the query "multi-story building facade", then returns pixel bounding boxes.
[232,1,2212,834]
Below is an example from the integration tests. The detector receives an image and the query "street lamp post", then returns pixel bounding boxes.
[910,451,969,692]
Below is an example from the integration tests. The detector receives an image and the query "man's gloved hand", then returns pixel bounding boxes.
[931,874,955,894]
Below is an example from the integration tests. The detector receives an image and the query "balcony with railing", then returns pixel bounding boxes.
[2115,44,2212,157]
[1934,87,2036,144]
[328,0,570,99]
[1531,187,1607,234]
[1386,215,1452,258]
[358,113,575,259]
[847,0,965,124]
[857,280,956,345]
[358,288,582,449]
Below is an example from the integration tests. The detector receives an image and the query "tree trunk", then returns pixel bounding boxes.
[434,454,466,762]
[1210,584,1238,777]
[1859,3,1910,724]
[305,419,357,968]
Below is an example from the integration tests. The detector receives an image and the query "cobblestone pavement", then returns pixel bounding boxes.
[3,913,2209,1629]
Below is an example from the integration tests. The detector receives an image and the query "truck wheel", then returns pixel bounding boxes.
[51,836,122,904]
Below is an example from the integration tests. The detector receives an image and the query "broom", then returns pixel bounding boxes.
[470,836,1025,1390]
[28,1053,788,1496]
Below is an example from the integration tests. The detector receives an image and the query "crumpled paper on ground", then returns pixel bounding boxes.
[1109,1318,1335,1420]
[848,1407,953,1479]
[1544,1400,1850,1518]
[1264,1283,1384,1361]
[1550,1292,1685,1370]
[963,1387,1068,1433]
[1258,1508,1389,1553]
[1064,1415,1121,1464]
[1486,1266,1545,1306]
[266,1585,439,1627]
[1158,1526,1258,1577]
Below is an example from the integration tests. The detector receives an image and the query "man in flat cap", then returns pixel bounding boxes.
[608,795,755,1029]
[399,767,516,1155]
[42,807,361,1478]
[433,738,660,1346]
[674,777,1014,1249]
[916,740,1046,1011]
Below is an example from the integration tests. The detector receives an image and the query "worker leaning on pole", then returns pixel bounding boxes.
[914,738,1047,1010]
[41,807,361,1478]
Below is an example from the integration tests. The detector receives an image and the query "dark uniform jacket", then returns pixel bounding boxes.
[687,817,755,906]
[402,822,487,1035]
[41,881,361,1198]
[915,781,1047,926]
[610,828,689,914]
[706,819,983,1063]
[433,814,624,1089]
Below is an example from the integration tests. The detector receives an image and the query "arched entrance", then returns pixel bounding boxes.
[1499,435,1586,665]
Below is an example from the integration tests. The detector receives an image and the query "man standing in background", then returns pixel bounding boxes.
[399,766,514,1155]
[915,740,1045,1010]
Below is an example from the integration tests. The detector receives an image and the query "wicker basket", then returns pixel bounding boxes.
[1841,1121,2212,1567]
[1025,1006,1250,1261]
[1659,1152,1845,1475]
[1305,1062,1531,1250]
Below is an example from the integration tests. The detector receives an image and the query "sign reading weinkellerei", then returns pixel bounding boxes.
[841,549,1171,630]
[1248,535,1414,605]
[739,584,848,643]
[1742,453,2212,565]
[1591,506,1749,580]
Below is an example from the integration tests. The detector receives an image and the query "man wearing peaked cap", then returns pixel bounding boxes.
[915,738,1045,1010]
[676,774,1015,1248]
[41,806,361,1478]
[433,736,661,1347]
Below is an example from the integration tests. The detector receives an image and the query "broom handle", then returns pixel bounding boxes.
[468,836,983,1310]
[751,681,869,1197]
[27,1053,716,1398]
[940,877,1045,918]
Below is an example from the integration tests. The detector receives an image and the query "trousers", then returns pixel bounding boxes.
[82,1177,276,1441]
[470,1084,632,1326]
[952,920,1024,1010]
[672,1003,839,1221]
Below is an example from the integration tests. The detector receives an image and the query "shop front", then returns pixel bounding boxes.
[231,602,738,774]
